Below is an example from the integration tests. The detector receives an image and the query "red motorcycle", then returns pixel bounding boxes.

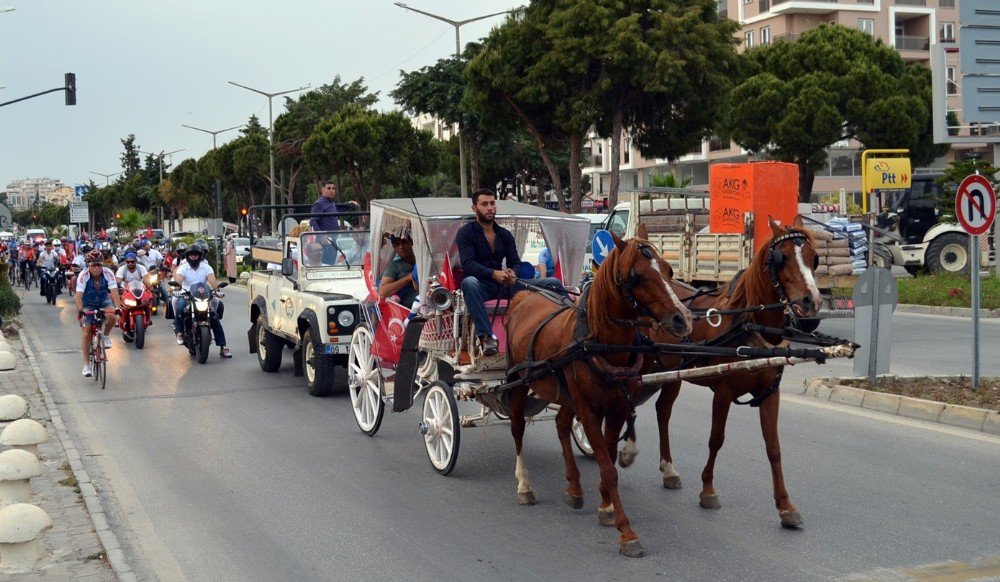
[119,278,154,349]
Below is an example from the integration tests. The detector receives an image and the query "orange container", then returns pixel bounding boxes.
[709,162,799,253]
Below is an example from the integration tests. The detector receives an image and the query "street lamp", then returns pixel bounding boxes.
[394,2,515,198]
[89,170,121,186]
[183,122,243,272]
[182,123,243,151]
[138,149,185,182]
[228,80,309,234]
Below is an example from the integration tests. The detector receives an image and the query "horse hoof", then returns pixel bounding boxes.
[699,492,721,509]
[662,475,682,489]
[619,539,645,558]
[517,491,536,506]
[618,454,636,469]
[597,508,615,527]
[564,493,584,509]
[780,510,804,529]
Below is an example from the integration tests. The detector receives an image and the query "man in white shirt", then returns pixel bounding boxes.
[115,252,148,285]
[172,244,231,358]
[139,240,163,270]
[37,241,63,296]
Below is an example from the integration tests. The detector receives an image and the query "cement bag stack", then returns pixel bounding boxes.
[823,217,868,275]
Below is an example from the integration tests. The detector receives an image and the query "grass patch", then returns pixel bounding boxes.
[897,273,1000,310]
[840,376,999,411]
[58,476,78,488]
[84,552,106,562]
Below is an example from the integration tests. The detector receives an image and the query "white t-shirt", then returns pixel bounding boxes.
[145,248,163,266]
[174,261,214,292]
[116,263,148,283]
[71,254,87,269]
[38,250,60,269]
[76,267,117,293]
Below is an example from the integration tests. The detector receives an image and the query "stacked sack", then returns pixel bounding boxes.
[821,217,868,275]
[806,227,854,276]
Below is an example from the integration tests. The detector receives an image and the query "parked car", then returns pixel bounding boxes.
[233,237,251,263]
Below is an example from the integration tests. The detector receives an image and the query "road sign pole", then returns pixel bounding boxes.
[972,234,981,392]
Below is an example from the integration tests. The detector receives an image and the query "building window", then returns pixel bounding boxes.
[940,0,954,6]
[623,138,631,165]
[946,66,957,96]
[940,22,954,42]
[761,26,771,45]
[745,31,754,48]
[857,19,874,36]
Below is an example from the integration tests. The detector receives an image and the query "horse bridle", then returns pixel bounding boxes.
[764,230,814,321]
[615,242,660,324]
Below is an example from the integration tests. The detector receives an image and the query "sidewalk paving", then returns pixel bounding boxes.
[0,332,117,582]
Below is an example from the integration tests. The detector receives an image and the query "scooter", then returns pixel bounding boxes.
[118,278,155,349]
[169,280,227,364]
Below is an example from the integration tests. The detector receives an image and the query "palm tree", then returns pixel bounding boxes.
[649,172,693,188]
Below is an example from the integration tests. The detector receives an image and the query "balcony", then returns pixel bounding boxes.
[771,0,840,15]
[587,155,604,168]
[774,32,801,43]
[895,35,929,51]
[895,0,925,5]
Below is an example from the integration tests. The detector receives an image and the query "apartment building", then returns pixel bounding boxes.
[583,0,993,202]
[3,178,67,209]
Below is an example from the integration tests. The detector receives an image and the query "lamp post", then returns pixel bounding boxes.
[183,123,241,273]
[394,2,515,198]
[228,81,309,234]
[88,170,121,186]
[139,149,184,232]
[181,123,243,151]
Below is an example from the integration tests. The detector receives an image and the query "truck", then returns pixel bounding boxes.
[246,205,369,396]
[869,173,992,276]
[605,188,856,331]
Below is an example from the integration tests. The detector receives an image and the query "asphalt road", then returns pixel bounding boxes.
[20,284,1000,582]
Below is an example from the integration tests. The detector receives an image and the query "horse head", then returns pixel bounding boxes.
[765,216,822,318]
[599,224,692,338]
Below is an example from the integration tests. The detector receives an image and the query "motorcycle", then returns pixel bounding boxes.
[143,270,162,315]
[39,264,64,305]
[118,278,155,349]
[169,280,227,364]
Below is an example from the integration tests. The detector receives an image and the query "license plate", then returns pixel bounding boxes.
[324,344,343,355]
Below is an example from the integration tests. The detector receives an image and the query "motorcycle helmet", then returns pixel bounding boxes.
[175,242,187,256]
[80,243,93,254]
[53,240,62,247]
[185,244,205,268]
[132,238,143,251]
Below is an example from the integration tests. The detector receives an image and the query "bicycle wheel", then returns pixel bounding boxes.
[89,331,99,384]
[96,340,106,390]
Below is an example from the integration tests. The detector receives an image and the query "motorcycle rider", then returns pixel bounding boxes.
[75,250,121,377]
[172,243,231,358]
[38,240,63,296]
[115,252,148,286]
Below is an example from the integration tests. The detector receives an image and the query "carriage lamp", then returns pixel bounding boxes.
[428,286,454,311]
[337,310,355,328]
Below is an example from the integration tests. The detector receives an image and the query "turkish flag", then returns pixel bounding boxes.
[438,253,456,291]
[552,249,563,284]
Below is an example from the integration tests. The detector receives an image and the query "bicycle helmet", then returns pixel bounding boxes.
[86,250,103,264]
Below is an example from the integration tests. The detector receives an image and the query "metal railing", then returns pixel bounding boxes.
[895,0,926,5]
[895,35,929,51]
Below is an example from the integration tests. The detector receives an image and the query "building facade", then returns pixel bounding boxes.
[3,178,68,209]
[583,0,994,202]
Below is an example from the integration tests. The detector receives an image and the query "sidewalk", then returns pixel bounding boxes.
[0,329,117,581]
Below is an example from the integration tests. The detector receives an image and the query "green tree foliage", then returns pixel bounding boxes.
[113,208,154,236]
[302,106,437,205]
[728,24,945,202]
[119,134,142,179]
[649,173,693,188]
[273,77,379,204]
[935,159,998,218]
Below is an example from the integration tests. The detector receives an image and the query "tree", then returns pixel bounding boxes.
[649,173,693,188]
[728,24,945,202]
[302,106,437,205]
[935,159,998,218]
[119,134,142,179]
[113,208,154,236]
[273,77,379,204]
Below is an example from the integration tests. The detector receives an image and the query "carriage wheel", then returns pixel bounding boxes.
[421,381,460,475]
[348,325,384,436]
[571,417,595,459]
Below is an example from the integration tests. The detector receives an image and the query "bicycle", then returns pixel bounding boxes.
[23,262,37,290]
[81,309,109,389]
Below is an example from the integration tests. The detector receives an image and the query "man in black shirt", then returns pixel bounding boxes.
[456,189,564,356]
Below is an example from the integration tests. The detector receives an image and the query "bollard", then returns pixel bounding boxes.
[0,503,53,568]
[0,420,48,457]
[0,450,42,506]
[0,352,13,372]
[0,396,26,423]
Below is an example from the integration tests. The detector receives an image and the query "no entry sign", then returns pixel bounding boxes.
[955,174,997,236]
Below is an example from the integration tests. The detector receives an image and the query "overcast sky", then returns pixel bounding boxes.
[0,0,516,190]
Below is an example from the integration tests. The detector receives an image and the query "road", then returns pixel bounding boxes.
[20,284,1000,581]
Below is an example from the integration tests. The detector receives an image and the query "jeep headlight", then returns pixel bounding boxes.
[337,310,355,327]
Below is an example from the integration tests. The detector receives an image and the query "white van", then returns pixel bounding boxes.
[25,228,47,244]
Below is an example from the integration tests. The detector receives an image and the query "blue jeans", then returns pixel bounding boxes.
[461,276,565,339]
[173,297,227,347]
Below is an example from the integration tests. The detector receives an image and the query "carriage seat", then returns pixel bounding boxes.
[483,299,509,315]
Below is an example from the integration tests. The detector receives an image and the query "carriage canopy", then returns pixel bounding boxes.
[369,198,592,300]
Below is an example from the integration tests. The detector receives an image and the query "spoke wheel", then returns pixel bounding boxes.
[571,417,595,459]
[93,336,106,390]
[348,326,384,436]
[421,381,460,475]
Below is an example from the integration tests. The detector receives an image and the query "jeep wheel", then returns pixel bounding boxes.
[303,328,337,396]
[256,315,283,372]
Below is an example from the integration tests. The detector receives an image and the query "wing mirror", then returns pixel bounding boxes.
[281,258,295,277]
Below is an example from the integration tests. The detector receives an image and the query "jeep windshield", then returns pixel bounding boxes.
[299,231,370,268]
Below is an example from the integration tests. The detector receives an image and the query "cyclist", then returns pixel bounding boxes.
[17,242,36,285]
[172,243,232,358]
[115,252,148,286]
[75,250,121,377]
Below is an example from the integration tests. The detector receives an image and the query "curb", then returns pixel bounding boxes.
[19,323,138,582]
[791,377,999,436]
[894,304,1000,318]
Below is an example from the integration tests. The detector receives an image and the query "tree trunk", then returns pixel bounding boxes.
[468,136,481,191]
[568,133,583,214]
[607,103,625,209]
[797,161,815,203]
[504,95,568,212]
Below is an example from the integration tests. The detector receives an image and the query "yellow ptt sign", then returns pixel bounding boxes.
[865,157,912,192]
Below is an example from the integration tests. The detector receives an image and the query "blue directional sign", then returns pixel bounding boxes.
[591,229,614,266]
[74,185,86,200]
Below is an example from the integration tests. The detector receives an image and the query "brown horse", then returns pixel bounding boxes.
[650,216,822,529]
[505,232,693,557]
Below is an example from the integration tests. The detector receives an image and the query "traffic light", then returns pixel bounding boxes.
[115,212,121,220]
[240,207,248,216]
[64,73,76,106]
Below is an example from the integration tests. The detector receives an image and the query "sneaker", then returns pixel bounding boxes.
[220,346,232,358]
[175,332,185,345]
[82,364,92,377]
[479,335,498,357]
[102,334,112,349]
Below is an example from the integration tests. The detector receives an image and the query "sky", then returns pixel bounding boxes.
[0,0,518,190]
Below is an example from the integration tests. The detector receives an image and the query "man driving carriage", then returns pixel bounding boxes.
[378,230,417,308]
[456,189,566,356]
